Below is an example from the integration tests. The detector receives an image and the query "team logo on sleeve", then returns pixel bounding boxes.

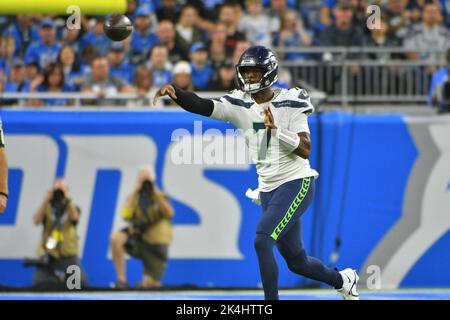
[297,89,309,100]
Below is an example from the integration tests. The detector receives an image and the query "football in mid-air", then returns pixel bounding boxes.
[103,14,133,42]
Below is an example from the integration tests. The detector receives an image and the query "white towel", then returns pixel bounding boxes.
[245,188,261,205]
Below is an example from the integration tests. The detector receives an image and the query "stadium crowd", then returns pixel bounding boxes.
[0,0,449,107]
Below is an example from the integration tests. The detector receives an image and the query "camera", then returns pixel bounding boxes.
[50,189,67,212]
[138,179,155,208]
[140,179,154,195]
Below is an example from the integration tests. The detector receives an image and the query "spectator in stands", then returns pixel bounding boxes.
[320,0,364,93]
[58,45,84,90]
[170,61,194,98]
[156,20,184,64]
[61,27,84,54]
[131,2,159,30]
[156,0,181,23]
[383,0,412,42]
[209,22,228,69]
[429,49,450,108]
[403,2,450,64]
[367,15,401,60]
[127,64,159,108]
[175,4,207,61]
[2,15,40,57]
[108,42,134,85]
[184,0,223,33]
[80,16,111,56]
[320,0,336,29]
[198,0,226,21]
[267,0,290,38]
[0,59,30,106]
[232,39,252,65]
[25,19,61,71]
[81,56,134,106]
[189,42,214,91]
[319,0,366,57]
[79,45,98,76]
[238,0,272,48]
[274,9,313,60]
[218,3,246,57]
[0,35,15,77]
[207,58,236,92]
[353,0,371,35]
[28,63,74,107]
[405,0,425,24]
[404,0,446,25]
[130,6,159,64]
[147,44,173,89]
[24,59,39,83]
[126,0,138,18]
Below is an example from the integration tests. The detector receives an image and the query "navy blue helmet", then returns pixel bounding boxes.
[235,46,279,93]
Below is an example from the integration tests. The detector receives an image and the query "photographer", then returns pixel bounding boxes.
[32,178,87,288]
[111,167,174,289]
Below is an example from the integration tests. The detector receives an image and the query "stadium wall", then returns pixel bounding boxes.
[0,110,449,289]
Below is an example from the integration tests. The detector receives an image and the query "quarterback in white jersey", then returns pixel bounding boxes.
[153,45,359,300]
[211,86,319,192]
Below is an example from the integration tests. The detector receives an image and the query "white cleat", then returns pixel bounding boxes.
[337,268,360,300]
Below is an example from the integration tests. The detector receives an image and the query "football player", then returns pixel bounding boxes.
[153,46,359,300]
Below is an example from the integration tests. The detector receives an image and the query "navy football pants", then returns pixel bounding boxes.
[256,177,343,300]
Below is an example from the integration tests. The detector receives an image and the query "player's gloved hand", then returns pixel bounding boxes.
[152,84,178,106]
[264,107,277,130]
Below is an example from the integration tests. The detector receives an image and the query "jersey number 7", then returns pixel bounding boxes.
[253,122,271,161]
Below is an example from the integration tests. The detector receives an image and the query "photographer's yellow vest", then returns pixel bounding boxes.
[36,202,79,258]
[122,193,173,245]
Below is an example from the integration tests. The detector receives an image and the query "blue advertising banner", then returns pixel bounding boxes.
[0,110,449,289]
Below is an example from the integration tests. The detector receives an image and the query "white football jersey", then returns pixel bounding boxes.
[210,87,319,192]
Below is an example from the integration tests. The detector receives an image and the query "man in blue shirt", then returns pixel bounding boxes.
[1,59,30,106]
[130,6,159,64]
[147,44,172,88]
[108,42,135,85]
[2,15,40,57]
[80,16,112,56]
[189,42,213,90]
[24,19,61,72]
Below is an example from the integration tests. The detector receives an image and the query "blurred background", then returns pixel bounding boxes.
[0,0,450,296]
